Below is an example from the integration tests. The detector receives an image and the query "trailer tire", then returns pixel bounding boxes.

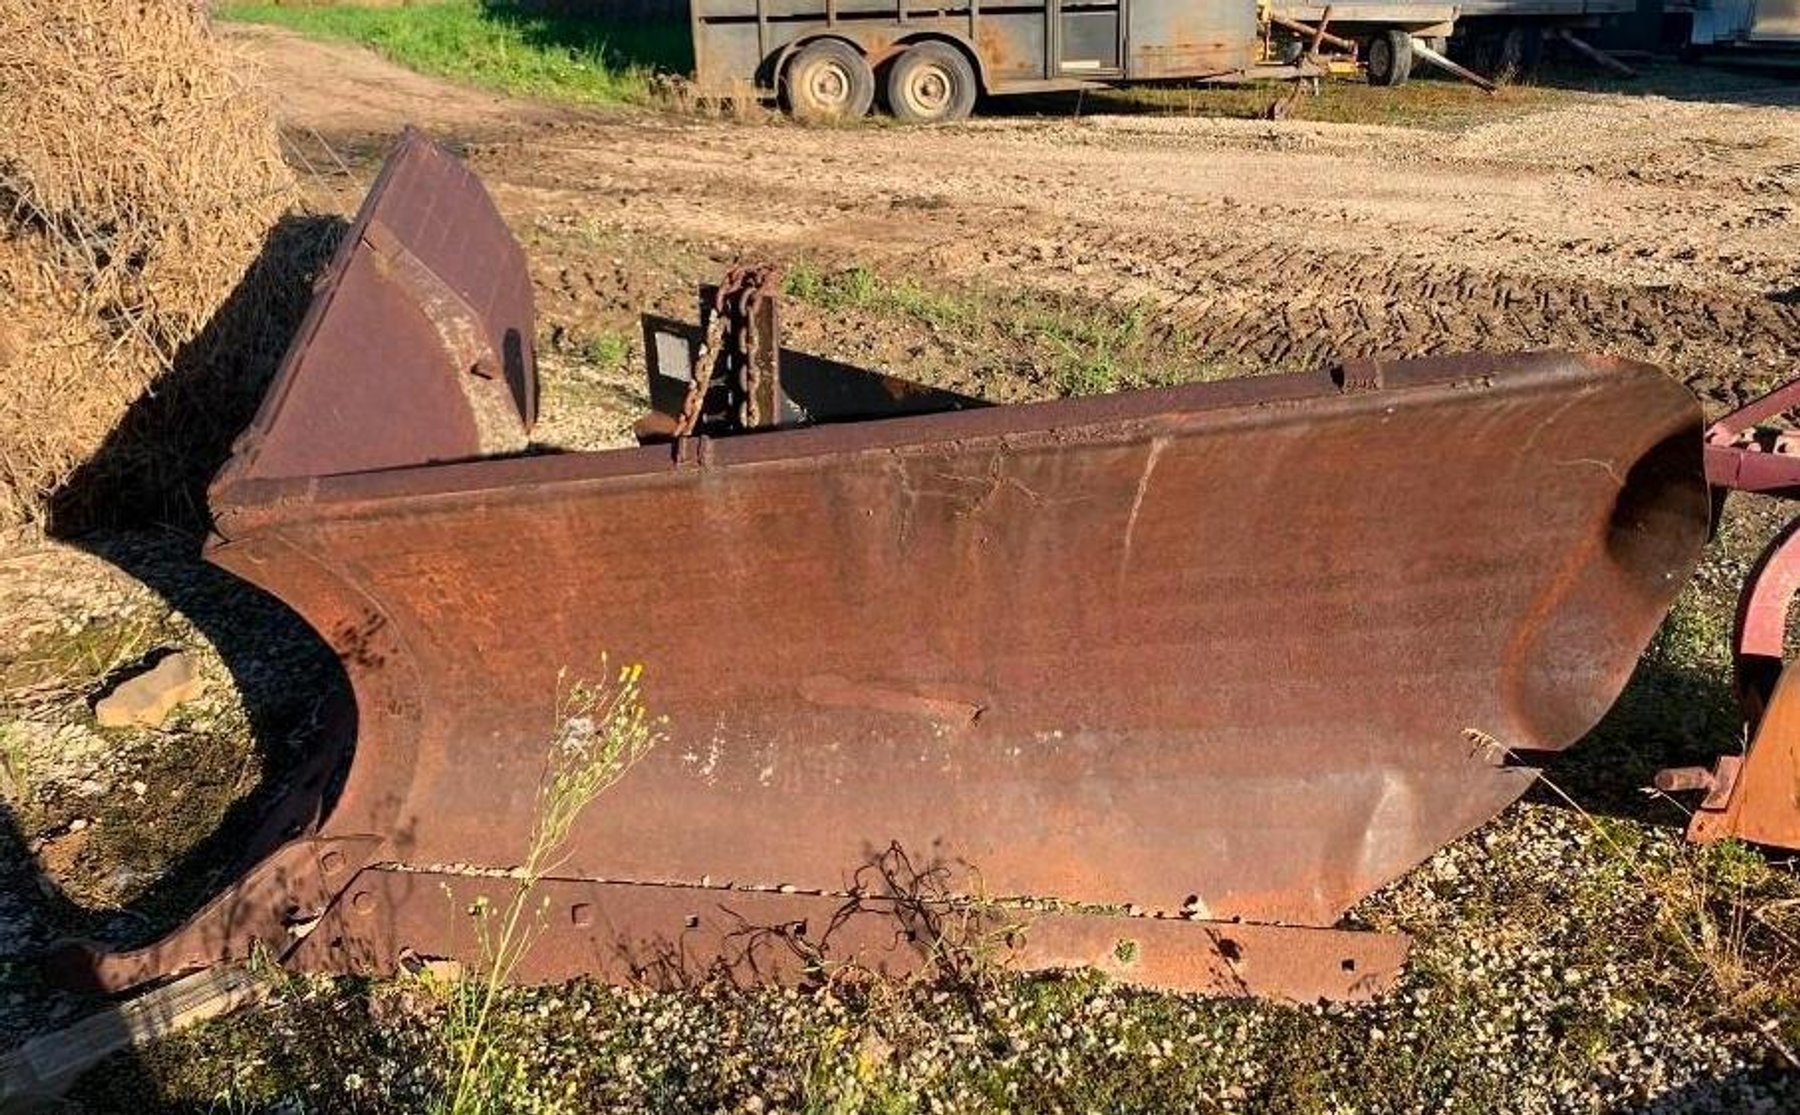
[886,42,978,124]
[1365,30,1414,87]
[1494,25,1544,83]
[783,39,875,122]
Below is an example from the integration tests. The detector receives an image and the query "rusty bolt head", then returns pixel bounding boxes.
[571,903,595,928]
[1652,766,1716,794]
[320,850,346,874]
[350,890,376,915]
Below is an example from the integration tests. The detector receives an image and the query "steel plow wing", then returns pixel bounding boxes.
[66,131,1712,1003]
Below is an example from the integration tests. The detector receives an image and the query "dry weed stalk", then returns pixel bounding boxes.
[436,659,663,1115]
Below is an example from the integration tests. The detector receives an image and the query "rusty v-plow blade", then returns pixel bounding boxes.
[66,131,1710,1003]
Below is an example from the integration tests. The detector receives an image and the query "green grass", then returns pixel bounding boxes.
[785,264,975,333]
[782,261,1231,397]
[575,328,633,370]
[0,614,160,699]
[214,1,690,106]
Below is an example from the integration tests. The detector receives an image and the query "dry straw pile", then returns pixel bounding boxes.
[0,0,329,529]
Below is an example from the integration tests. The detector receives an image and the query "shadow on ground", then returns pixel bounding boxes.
[1006,56,1795,125]
[0,213,353,1106]
[37,205,357,958]
[478,0,693,74]
[1621,1067,1800,1113]
[1527,653,1739,830]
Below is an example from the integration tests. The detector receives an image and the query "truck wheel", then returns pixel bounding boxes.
[783,39,875,122]
[886,42,978,124]
[1366,30,1414,87]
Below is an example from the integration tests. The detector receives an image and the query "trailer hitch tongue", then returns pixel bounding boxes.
[61,131,1713,1002]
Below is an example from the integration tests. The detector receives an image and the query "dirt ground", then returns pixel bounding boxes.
[5,23,1800,1110]
[247,25,1800,415]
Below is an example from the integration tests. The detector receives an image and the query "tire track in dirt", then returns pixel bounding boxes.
[509,148,1799,409]
[240,26,1800,405]
[473,105,1799,404]
[967,222,1800,402]
[493,117,1799,300]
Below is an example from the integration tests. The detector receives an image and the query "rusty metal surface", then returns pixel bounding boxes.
[667,264,784,438]
[287,869,1410,1002]
[1655,512,1800,848]
[61,837,383,992]
[74,134,1715,999]
[642,313,982,434]
[1702,375,1800,496]
[1125,0,1258,78]
[202,352,1705,926]
[214,128,536,488]
[1670,646,1800,850]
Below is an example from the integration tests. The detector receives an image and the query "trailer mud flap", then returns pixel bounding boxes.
[66,132,1711,1001]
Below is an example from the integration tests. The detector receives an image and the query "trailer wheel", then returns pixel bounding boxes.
[1494,25,1544,83]
[1365,30,1414,87]
[886,42,978,124]
[783,40,875,122]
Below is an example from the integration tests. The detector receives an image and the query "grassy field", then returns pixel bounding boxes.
[214,0,690,105]
[781,262,1240,397]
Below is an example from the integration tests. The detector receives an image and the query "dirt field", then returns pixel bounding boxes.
[253,26,1800,415]
[6,24,1800,1112]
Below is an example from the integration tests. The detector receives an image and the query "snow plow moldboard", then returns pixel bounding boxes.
[69,130,1710,1003]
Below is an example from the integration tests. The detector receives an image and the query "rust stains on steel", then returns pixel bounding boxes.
[667,263,783,438]
[61,130,1721,1002]
[214,128,536,487]
[285,869,1411,1002]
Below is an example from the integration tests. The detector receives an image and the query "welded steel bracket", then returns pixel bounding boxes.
[56,836,383,992]
[1657,378,1800,849]
[638,267,978,440]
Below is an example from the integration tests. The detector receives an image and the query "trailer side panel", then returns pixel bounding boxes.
[1127,0,1259,77]
[691,0,1261,94]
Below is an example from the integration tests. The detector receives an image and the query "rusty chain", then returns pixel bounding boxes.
[671,264,780,438]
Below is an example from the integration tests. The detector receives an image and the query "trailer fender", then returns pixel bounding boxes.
[889,32,990,94]
[770,33,990,98]
[769,34,868,90]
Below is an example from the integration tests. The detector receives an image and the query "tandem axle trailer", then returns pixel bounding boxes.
[691,0,1635,120]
